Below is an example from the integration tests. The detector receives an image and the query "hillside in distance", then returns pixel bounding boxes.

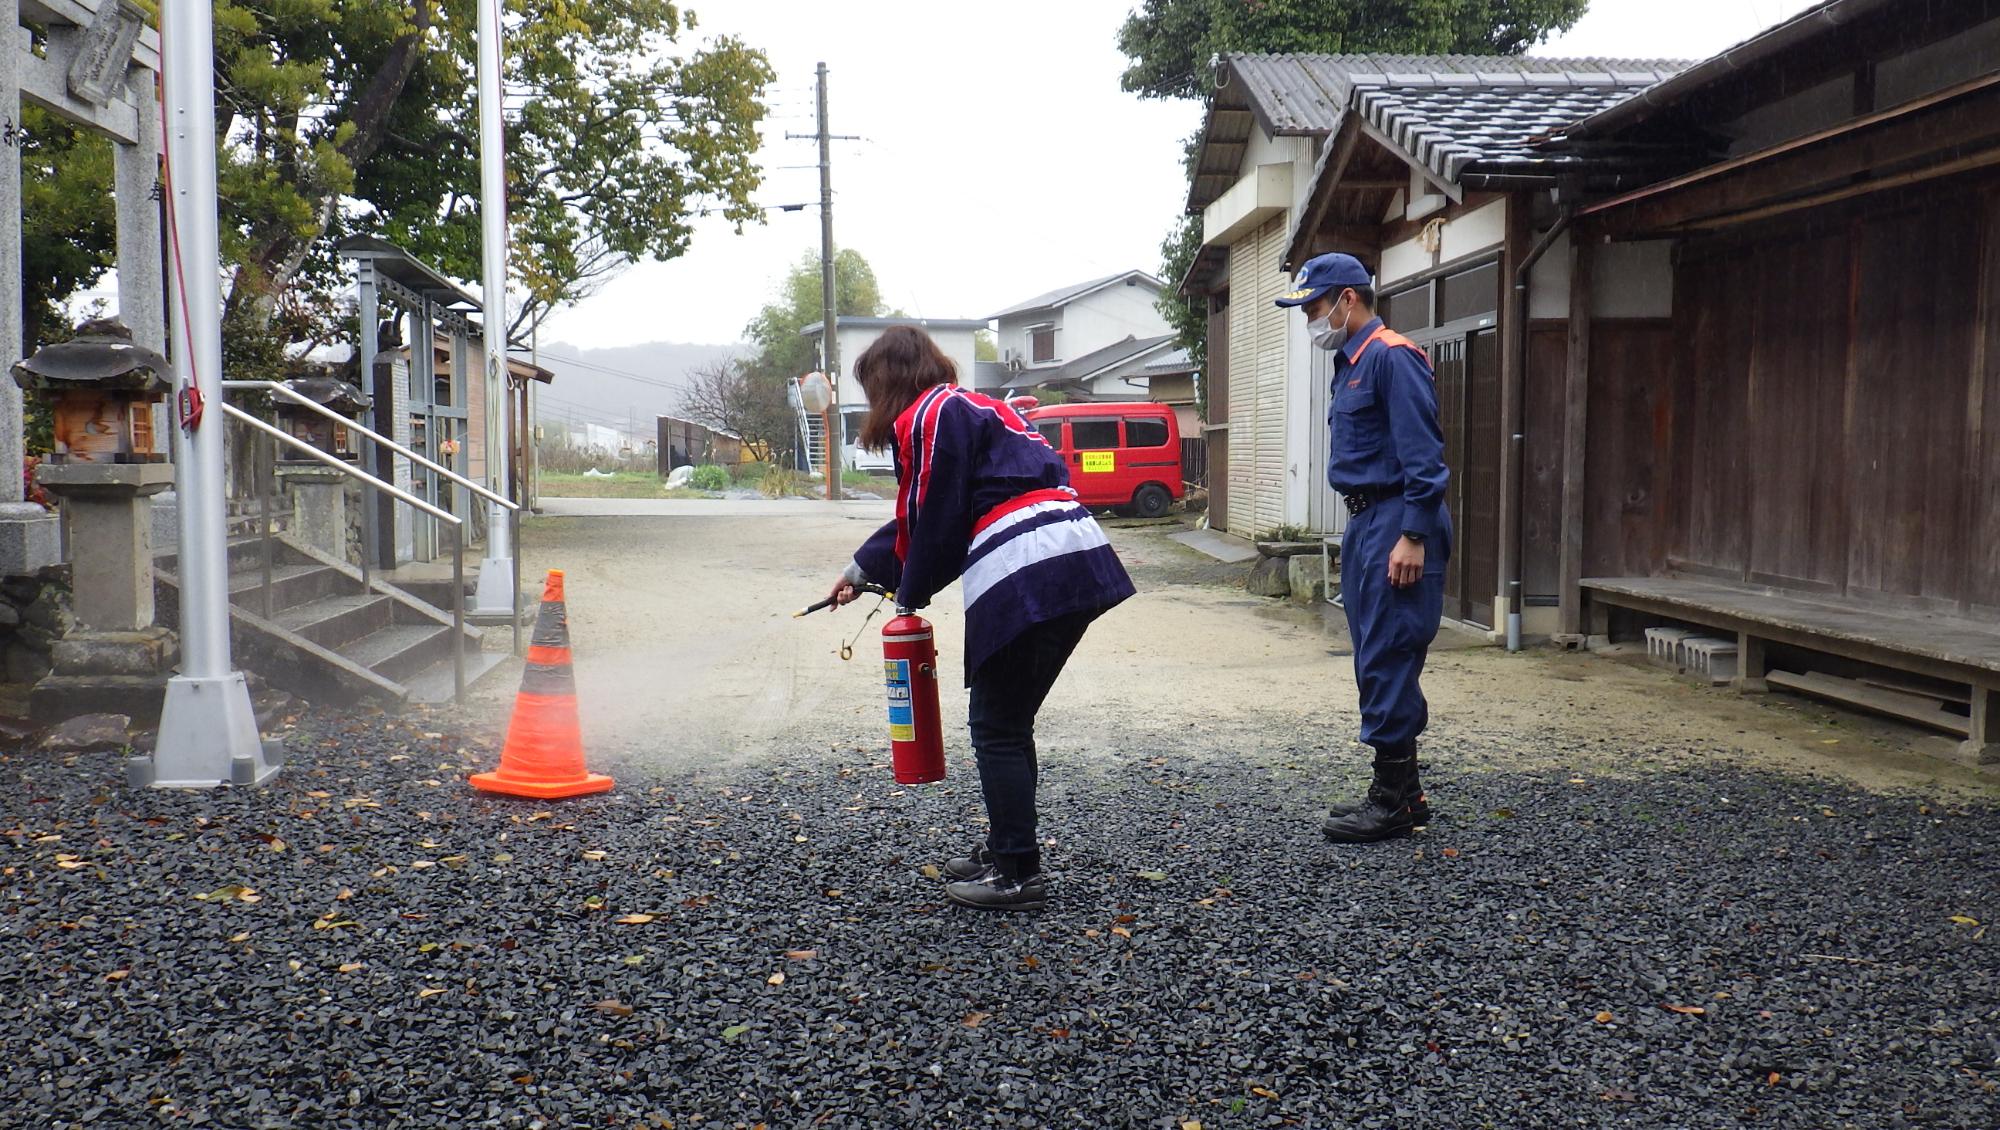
[530,340,745,437]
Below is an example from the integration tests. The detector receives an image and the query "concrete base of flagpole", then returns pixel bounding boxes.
[139,671,282,788]
[470,553,517,621]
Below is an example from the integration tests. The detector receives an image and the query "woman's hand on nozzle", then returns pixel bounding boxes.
[828,576,858,608]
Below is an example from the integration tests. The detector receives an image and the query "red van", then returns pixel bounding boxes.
[1023,402,1184,518]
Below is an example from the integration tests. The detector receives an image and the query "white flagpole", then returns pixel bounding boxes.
[150,0,276,787]
[471,0,515,616]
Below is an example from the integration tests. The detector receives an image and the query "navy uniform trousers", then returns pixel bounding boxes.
[1339,495,1450,753]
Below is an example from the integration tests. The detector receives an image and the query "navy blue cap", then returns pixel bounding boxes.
[1274,252,1373,308]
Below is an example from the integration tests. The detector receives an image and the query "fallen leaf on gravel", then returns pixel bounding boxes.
[1492,808,1515,819]
[1767,1072,1781,1086]
[1949,915,1979,926]
[410,860,436,870]
[582,850,607,862]
[492,853,513,863]
[963,1012,990,1028]
[1250,1087,1279,1099]
[1111,927,1133,939]
[1594,1011,1614,1024]
[1114,914,1136,924]
[624,954,645,966]
[439,855,468,869]
[55,855,86,870]
[614,914,657,925]
[785,949,817,961]
[920,864,941,880]
[594,1000,635,1017]
[338,962,364,973]
[1181,1122,1201,1130]
[528,811,553,822]
[1663,1005,1706,1015]
[1136,870,1168,882]
[229,932,250,943]
[418,943,440,953]
[1022,955,1040,970]
[194,884,250,902]
[721,1024,750,1043]
[1441,848,1461,859]
[336,887,353,901]
[313,915,360,931]
[824,889,843,898]
[767,972,785,986]
[1600,1089,1637,1102]
[1083,929,1101,939]
[306,790,330,799]
[418,987,447,999]
[104,970,129,982]
[1050,1027,1070,1038]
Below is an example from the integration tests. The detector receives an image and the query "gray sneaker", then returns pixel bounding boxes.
[944,865,1048,912]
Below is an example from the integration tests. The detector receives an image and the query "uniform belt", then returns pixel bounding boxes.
[1341,487,1400,516]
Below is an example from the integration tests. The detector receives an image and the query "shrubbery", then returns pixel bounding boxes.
[688,465,730,491]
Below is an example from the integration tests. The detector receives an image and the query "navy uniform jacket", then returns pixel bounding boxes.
[1329,317,1450,540]
[849,385,1134,682]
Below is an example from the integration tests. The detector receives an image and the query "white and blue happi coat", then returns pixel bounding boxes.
[849,385,1135,682]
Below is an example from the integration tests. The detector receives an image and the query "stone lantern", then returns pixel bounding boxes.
[12,319,177,724]
[273,373,371,560]
[16,318,169,464]
[275,374,369,462]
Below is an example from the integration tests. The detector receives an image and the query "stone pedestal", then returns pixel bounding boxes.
[0,500,60,576]
[29,463,178,724]
[277,464,349,560]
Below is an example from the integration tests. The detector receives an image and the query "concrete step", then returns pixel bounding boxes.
[403,650,515,705]
[228,563,350,610]
[339,623,457,684]
[271,593,395,651]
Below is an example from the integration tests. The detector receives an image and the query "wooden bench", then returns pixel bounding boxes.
[1582,576,2000,764]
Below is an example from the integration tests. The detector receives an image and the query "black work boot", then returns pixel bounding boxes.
[945,854,1047,912]
[1323,755,1423,844]
[1326,749,1432,825]
[942,844,992,881]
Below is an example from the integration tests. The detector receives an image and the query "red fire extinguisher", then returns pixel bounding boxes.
[881,609,945,784]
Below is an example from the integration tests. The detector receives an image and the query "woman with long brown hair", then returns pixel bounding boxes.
[828,325,1134,911]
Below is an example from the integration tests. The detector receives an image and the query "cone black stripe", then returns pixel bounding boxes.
[519,660,576,696]
[531,601,569,648]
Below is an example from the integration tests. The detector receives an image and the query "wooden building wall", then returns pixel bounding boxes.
[1536,173,2000,616]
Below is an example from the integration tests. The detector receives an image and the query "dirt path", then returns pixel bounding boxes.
[479,503,1996,800]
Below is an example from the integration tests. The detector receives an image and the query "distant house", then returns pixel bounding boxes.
[989,271,1176,388]
[800,316,986,471]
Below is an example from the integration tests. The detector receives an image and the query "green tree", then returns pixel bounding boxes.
[20,107,116,354]
[973,329,998,362]
[1120,0,1588,417]
[206,0,773,378]
[742,248,886,383]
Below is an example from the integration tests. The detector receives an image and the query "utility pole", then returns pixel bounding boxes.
[790,63,858,502]
[471,0,515,619]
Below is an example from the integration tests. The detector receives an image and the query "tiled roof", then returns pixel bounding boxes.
[1030,334,1179,386]
[988,271,1164,321]
[1219,53,1686,136]
[1354,77,1679,182]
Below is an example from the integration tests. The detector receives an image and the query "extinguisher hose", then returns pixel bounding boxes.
[837,593,889,661]
[793,582,893,619]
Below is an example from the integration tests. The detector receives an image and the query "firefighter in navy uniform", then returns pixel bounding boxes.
[1277,253,1452,843]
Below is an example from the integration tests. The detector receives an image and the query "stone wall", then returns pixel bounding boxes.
[0,566,73,684]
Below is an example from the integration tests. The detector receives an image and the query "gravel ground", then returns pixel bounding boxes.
[4,713,1996,1129]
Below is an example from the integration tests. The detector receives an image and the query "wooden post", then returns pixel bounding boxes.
[1963,684,2000,765]
[1734,631,1769,694]
[1558,232,1593,637]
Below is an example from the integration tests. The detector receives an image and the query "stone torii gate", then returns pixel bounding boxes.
[0,0,163,574]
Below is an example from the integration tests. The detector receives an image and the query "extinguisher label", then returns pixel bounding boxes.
[884,658,916,741]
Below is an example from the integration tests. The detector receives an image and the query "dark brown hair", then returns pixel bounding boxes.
[854,325,958,450]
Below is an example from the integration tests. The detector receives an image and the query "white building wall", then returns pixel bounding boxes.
[827,322,979,469]
[1061,282,1172,351]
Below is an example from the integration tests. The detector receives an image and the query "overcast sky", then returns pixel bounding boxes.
[537,0,1823,351]
[85,1,1823,350]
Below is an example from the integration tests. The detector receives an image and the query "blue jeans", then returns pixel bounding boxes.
[965,611,1094,876]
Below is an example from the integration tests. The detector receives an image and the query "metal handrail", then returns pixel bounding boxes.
[224,404,459,523]
[221,402,471,702]
[223,380,519,513]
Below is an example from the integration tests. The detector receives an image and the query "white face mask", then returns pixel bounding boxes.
[1309,299,1350,351]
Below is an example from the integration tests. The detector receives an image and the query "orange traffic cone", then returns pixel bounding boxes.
[471,569,613,799]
